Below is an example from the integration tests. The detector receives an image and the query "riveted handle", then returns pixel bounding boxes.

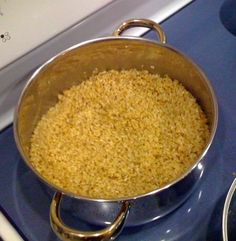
[50,192,130,241]
[113,19,167,44]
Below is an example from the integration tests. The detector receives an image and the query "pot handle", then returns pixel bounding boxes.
[50,192,130,241]
[113,18,167,44]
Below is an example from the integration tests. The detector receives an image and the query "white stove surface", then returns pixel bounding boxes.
[0,0,114,69]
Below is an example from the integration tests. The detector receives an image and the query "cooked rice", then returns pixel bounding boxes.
[30,69,209,199]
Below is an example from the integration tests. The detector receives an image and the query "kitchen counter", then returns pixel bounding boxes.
[1,0,236,240]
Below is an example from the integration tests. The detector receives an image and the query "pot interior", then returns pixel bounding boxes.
[15,37,217,190]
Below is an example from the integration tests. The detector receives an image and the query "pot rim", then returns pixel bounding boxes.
[13,35,218,202]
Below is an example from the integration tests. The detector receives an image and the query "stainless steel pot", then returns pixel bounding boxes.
[14,19,218,241]
[222,178,236,241]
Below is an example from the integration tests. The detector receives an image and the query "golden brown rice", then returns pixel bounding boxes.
[30,69,209,199]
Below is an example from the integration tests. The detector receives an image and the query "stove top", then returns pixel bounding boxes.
[1,0,236,240]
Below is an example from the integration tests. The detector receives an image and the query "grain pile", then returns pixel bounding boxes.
[30,69,209,199]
